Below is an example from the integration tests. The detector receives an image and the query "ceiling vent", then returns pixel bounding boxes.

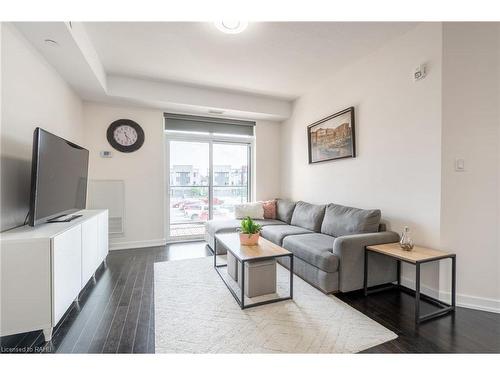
[208,109,224,115]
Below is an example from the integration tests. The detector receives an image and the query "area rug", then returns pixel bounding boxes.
[154,257,397,353]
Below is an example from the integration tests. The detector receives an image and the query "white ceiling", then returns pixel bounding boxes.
[85,22,418,99]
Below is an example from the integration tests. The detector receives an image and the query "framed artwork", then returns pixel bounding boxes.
[307,106,355,164]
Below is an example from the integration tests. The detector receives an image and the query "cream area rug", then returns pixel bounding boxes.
[154,257,397,353]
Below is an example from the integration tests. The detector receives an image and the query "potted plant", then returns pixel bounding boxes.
[239,216,262,246]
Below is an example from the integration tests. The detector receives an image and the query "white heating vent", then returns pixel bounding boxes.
[87,180,125,235]
[108,217,124,234]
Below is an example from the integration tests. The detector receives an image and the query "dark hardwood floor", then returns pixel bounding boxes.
[0,241,211,354]
[1,241,498,354]
[337,289,500,353]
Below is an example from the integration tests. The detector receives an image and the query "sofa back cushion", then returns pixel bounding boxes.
[234,202,264,220]
[321,203,381,237]
[290,201,326,232]
[276,199,296,224]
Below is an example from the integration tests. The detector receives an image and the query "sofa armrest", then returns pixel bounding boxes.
[332,231,400,292]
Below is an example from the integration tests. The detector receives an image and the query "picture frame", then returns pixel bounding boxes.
[307,106,355,164]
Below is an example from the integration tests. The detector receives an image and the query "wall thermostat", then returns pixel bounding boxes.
[100,150,113,158]
[414,64,427,81]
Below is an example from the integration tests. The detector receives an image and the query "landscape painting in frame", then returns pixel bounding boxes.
[307,107,355,163]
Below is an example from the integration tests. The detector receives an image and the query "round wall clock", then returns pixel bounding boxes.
[106,119,145,153]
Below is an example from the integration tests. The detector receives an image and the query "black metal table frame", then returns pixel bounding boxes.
[364,248,456,325]
[214,239,294,309]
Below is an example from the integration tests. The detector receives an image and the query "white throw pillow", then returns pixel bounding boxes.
[234,202,264,220]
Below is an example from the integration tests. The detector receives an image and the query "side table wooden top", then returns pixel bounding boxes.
[366,242,455,264]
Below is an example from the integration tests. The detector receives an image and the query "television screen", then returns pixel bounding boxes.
[29,128,89,226]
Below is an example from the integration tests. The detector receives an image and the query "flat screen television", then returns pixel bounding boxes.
[29,128,89,226]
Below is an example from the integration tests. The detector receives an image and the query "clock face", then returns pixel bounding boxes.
[114,125,138,146]
[107,119,145,153]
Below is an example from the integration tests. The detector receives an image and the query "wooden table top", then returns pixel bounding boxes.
[366,242,454,264]
[215,233,291,261]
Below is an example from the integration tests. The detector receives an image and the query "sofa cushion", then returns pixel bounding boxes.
[321,204,381,237]
[234,202,264,219]
[290,201,326,232]
[206,219,284,237]
[282,233,339,273]
[261,200,277,219]
[260,224,312,246]
[275,199,296,224]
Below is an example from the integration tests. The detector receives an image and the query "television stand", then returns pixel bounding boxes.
[0,209,109,341]
[47,214,83,223]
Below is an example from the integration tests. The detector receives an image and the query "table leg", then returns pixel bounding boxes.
[415,262,421,325]
[363,249,368,296]
[290,254,294,299]
[451,255,456,309]
[213,239,217,267]
[397,260,401,286]
[240,260,245,309]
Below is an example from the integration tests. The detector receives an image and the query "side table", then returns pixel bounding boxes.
[364,242,456,325]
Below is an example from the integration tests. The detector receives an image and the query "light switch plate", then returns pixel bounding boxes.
[100,150,113,158]
[455,158,465,172]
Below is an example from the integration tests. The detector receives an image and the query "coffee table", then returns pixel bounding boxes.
[214,233,293,309]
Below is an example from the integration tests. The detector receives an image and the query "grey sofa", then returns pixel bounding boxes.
[205,199,399,294]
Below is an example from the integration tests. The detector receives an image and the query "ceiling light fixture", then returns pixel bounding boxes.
[214,20,248,34]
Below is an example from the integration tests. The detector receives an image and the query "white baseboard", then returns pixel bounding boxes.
[109,238,167,251]
[401,276,500,314]
[439,290,500,314]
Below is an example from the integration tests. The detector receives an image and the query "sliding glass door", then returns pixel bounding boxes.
[167,136,251,241]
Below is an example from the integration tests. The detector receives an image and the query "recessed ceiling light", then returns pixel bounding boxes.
[44,39,59,47]
[214,20,248,34]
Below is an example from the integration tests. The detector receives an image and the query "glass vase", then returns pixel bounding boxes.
[400,226,414,251]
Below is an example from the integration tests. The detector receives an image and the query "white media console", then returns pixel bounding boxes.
[0,209,108,341]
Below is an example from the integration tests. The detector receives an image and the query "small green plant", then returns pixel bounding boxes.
[239,216,262,236]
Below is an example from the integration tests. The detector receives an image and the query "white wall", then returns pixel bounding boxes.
[82,104,283,250]
[1,24,2,219]
[254,120,282,201]
[82,102,166,250]
[0,22,283,245]
[280,22,500,312]
[1,23,84,231]
[280,23,443,291]
[440,23,500,312]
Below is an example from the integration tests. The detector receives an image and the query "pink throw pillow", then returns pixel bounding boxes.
[261,200,277,220]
